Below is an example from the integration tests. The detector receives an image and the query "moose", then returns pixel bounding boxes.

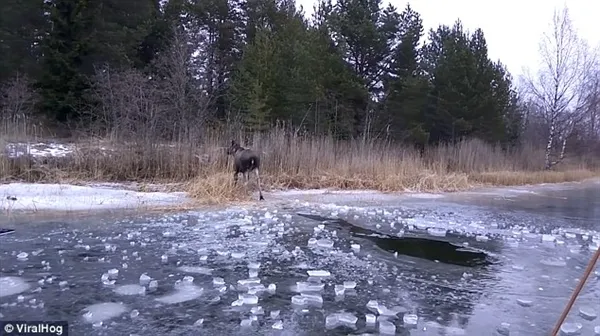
[226,140,265,201]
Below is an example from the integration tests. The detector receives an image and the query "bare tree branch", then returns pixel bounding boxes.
[521,6,596,169]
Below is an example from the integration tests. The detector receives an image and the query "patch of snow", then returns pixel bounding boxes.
[4,142,74,158]
[0,183,188,212]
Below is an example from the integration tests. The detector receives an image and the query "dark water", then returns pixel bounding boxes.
[0,182,599,336]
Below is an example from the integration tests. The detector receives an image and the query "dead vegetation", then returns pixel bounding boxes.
[1,122,598,204]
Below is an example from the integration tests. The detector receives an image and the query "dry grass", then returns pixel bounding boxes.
[1,123,599,204]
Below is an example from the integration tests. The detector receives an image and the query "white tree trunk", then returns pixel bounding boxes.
[544,118,555,169]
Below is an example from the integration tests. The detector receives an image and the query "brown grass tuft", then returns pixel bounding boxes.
[470,169,597,186]
[185,173,253,205]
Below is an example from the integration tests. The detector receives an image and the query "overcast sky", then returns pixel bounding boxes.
[295,0,599,78]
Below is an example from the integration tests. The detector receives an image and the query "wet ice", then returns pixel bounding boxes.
[0,277,31,298]
[114,284,146,296]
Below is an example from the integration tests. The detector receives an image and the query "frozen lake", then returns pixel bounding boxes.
[0,181,599,335]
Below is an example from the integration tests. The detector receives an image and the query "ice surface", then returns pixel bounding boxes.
[579,306,597,321]
[0,277,31,298]
[155,283,204,304]
[540,258,567,267]
[559,322,582,335]
[0,183,187,211]
[82,302,128,323]
[114,284,146,296]
[594,326,600,335]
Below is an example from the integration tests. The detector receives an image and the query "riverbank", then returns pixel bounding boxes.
[2,130,599,206]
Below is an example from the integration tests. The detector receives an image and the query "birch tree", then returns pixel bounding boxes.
[523,6,595,169]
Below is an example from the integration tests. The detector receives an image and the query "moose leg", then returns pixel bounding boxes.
[233,171,239,185]
[255,169,265,201]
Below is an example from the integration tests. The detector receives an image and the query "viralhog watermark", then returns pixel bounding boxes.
[0,321,68,336]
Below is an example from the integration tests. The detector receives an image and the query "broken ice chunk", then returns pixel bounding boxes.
[251,306,264,315]
[300,293,323,306]
[240,319,253,328]
[338,312,358,326]
[291,295,307,306]
[366,300,379,313]
[107,268,119,280]
[139,274,151,286]
[270,310,280,319]
[296,281,324,292]
[343,281,356,289]
[272,320,283,329]
[148,280,158,292]
[516,299,533,307]
[427,227,447,237]
[306,270,330,277]
[365,314,376,326]
[559,322,582,336]
[325,314,340,330]
[351,244,360,253]
[241,294,258,305]
[579,306,597,321]
[379,320,396,335]
[334,285,345,296]
[317,238,334,249]
[497,322,510,336]
[403,313,418,326]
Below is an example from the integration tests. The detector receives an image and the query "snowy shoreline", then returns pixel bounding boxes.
[0,178,598,215]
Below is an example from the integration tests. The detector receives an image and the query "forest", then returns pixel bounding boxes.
[1,0,599,200]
